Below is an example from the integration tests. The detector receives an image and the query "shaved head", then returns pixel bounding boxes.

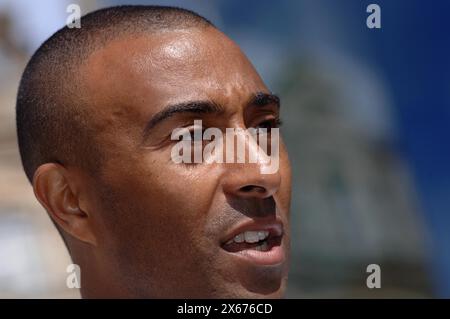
[16,5,213,182]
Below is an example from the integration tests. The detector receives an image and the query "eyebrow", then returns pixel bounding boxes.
[142,92,280,139]
[142,100,224,139]
[249,92,280,108]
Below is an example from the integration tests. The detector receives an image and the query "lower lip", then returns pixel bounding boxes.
[223,238,285,266]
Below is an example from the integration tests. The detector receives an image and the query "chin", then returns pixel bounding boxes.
[210,276,288,299]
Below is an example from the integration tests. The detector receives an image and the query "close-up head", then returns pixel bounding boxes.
[15,5,292,298]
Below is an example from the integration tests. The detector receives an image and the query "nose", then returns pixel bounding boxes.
[223,172,281,199]
[221,129,281,199]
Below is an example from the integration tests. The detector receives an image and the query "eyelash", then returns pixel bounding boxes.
[168,117,282,167]
[170,117,283,143]
[189,117,283,134]
[254,117,283,130]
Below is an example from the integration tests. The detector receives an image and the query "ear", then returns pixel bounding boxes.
[33,163,97,246]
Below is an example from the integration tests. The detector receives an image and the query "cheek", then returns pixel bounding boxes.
[278,141,292,206]
[93,156,227,296]
[96,156,220,256]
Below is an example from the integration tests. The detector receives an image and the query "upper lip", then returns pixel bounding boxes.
[220,217,284,246]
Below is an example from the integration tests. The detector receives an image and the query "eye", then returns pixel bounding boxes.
[255,117,283,130]
[187,125,206,141]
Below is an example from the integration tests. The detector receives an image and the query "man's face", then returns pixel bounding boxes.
[78,27,292,298]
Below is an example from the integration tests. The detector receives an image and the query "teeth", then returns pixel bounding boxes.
[234,233,244,243]
[258,231,269,240]
[244,231,260,243]
[227,230,270,245]
[255,242,269,251]
[260,241,269,251]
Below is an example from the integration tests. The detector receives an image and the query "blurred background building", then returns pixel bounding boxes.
[0,0,449,298]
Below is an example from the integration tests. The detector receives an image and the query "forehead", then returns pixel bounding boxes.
[81,27,268,125]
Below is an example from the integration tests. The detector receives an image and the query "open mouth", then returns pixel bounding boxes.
[221,222,284,265]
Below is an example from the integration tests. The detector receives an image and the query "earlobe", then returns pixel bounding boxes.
[33,163,97,246]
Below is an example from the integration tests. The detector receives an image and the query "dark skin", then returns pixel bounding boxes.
[33,26,292,298]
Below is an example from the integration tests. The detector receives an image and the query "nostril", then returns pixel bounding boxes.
[240,185,266,194]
